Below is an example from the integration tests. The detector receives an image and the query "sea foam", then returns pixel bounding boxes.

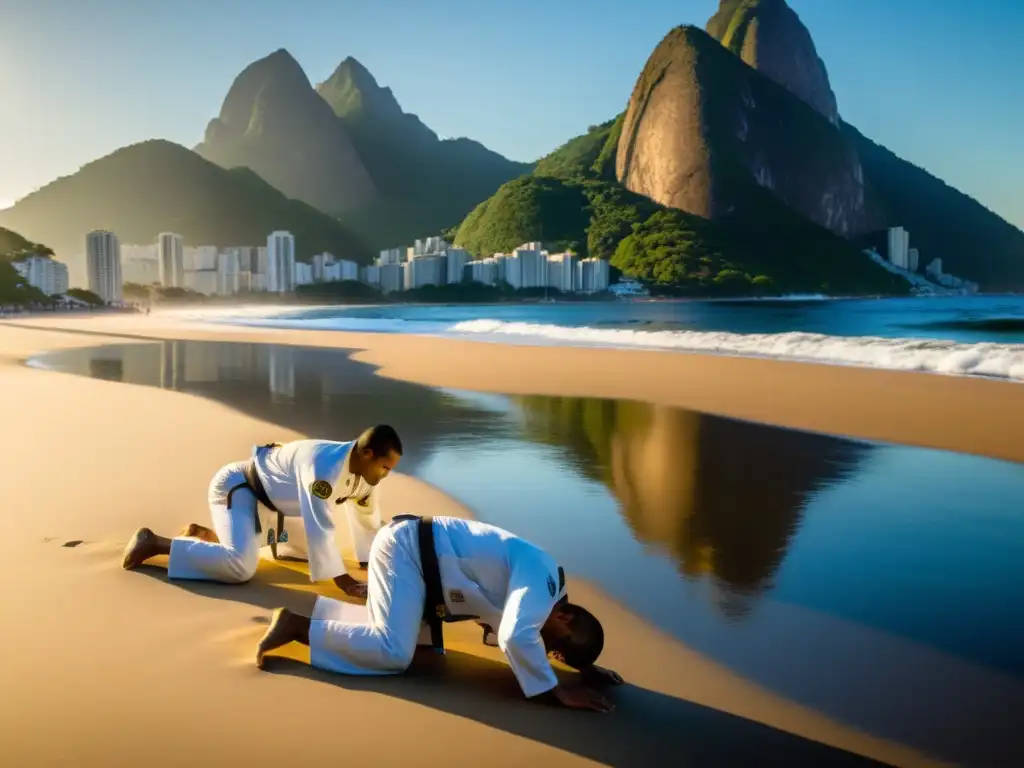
[447,319,1024,382]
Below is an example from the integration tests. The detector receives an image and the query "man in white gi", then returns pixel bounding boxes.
[121,424,403,599]
[254,515,624,712]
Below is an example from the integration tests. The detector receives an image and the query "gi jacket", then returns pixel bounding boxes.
[431,517,569,698]
[255,439,382,582]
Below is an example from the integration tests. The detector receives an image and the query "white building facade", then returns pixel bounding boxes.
[158,232,185,288]
[86,230,123,303]
[266,231,296,293]
[12,255,69,296]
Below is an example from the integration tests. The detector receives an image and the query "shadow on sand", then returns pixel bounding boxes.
[130,562,889,767]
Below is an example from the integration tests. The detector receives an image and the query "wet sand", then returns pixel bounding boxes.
[4,314,1020,767]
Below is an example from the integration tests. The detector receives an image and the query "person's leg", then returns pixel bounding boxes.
[122,461,261,583]
[179,522,218,543]
[256,521,425,673]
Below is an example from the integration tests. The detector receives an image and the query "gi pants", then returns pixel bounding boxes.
[167,461,378,584]
[168,461,261,583]
[309,518,427,675]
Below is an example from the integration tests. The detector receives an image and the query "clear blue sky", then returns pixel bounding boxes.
[1,0,1021,228]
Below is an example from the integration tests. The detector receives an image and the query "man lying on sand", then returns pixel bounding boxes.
[255,514,624,712]
[122,425,403,599]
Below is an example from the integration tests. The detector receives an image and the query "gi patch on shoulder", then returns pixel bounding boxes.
[310,480,333,500]
[547,574,557,598]
[449,589,465,603]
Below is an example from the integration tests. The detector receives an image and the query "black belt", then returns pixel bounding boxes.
[405,516,569,655]
[417,515,449,654]
[226,443,287,559]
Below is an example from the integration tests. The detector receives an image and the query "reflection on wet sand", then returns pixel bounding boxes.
[57,340,518,477]
[510,395,867,614]
[52,339,872,621]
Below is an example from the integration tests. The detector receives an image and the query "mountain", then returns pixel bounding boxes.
[0,140,374,268]
[458,0,1024,293]
[194,51,529,250]
[615,25,880,239]
[706,0,839,125]
[194,49,378,214]
[843,124,1024,291]
[456,118,907,297]
[317,57,532,248]
[702,0,1024,290]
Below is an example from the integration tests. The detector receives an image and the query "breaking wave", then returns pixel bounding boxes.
[447,319,1024,382]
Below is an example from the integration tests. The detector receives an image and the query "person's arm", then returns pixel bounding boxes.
[345,484,384,565]
[497,560,613,712]
[295,461,364,597]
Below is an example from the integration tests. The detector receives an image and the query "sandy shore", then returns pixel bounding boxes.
[2,315,1021,767]
[10,311,1024,465]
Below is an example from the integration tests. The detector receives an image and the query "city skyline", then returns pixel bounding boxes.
[1,0,1022,230]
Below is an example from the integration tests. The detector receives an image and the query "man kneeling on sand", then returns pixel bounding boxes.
[122,425,404,599]
[256,514,623,712]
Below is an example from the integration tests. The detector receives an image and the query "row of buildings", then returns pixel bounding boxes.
[71,230,612,304]
[368,238,611,294]
[867,226,977,292]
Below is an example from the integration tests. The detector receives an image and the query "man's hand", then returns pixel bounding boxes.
[551,683,615,713]
[333,574,368,600]
[580,664,624,687]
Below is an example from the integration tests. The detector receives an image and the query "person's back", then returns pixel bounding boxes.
[429,516,565,634]
[256,439,351,507]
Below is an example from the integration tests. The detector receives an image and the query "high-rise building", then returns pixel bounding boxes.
[887,226,910,270]
[157,233,185,288]
[379,247,404,265]
[12,255,69,296]
[576,258,611,294]
[86,230,123,303]
[216,249,239,296]
[404,255,445,289]
[446,248,470,284]
[908,247,920,273]
[266,231,295,293]
[470,258,499,285]
[120,244,159,285]
[312,252,334,282]
[546,251,578,292]
[380,263,402,293]
[293,260,313,286]
[512,243,546,289]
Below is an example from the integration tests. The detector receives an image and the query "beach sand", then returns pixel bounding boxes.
[2,314,1021,767]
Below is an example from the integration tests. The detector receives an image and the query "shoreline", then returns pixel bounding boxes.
[8,312,1024,465]
[0,318,957,768]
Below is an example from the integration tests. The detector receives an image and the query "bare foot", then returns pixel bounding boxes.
[180,523,219,543]
[256,608,302,670]
[122,527,160,570]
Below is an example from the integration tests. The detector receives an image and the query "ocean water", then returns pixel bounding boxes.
[163,294,1024,382]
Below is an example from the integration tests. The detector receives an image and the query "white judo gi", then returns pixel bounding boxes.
[167,439,384,584]
[308,516,570,699]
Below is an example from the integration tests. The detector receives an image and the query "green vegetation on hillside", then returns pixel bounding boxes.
[0,140,373,264]
[456,115,906,296]
[0,226,53,258]
[0,227,56,304]
[0,262,50,305]
[533,116,623,181]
